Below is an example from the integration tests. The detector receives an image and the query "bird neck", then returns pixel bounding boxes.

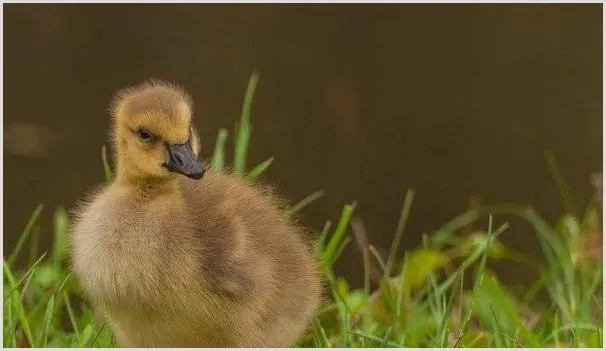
[115,171,182,201]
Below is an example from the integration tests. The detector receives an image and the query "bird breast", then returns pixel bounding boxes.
[70,190,198,311]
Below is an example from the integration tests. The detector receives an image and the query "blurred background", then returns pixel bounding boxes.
[3,4,602,288]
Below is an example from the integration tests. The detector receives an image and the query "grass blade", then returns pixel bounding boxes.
[77,324,94,347]
[321,202,356,268]
[245,157,274,180]
[3,260,35,347]
[211,128,228,171]
[52,207,69,266]
[5,294,16,347]
[381,327,393,347]
[52,272,73,299]
[290,190,326,214]
[314,221,332,259]
[233,72,259,176]
[581,267,603,315]
[438,281,459,346]
[5,253,47,300]
[8,204,44,268]
[451,218,500,348]
[489,275,541,347]
[101,144,113,182]
[91,321,108,347]
[385,189,415,276]
[489,304,505,347]
[64,293,79,338]
[351,217,372,294]
[347,329,402,347]
[312,317,331,347]
[40,295,55,346]
[331,237,352,267]
[368,245,387,275]
[463,216,493,326]
[501,331,523,347]
[546,323,599,343]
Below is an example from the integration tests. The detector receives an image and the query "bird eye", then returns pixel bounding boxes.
[136,128,154,143]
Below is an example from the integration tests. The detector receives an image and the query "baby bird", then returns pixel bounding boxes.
[70,80,322,347]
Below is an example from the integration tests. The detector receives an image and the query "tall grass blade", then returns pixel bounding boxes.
[233,72,259,176]
[5,253,47,300]
[368,245,387,275]
[489,275,541,347]
[101,145,113,182]
[8,204,44,268]
[314,221,332,259]
[438,283,459,346]
[53,207,69,266]
[77,325,94,347]
[5,294,16,347]
[64,293,79,338]
[40,295,55,346]
[321,202,356,268]
[351,217,372,294]
[386,189,415,276]
[489,304,505,347]
[3,260,35,347]
[312,317,331,347]
[581,267,603,316]
[211,128,228,171]
[452,217,498,348]
[53,272,73,300]
[463,216,494,325]
[331,237,352,267]
[91,321,108,347]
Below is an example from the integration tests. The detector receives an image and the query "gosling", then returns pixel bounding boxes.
[70,79,322,347]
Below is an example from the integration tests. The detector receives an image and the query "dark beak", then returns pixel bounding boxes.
[163,142,205,180]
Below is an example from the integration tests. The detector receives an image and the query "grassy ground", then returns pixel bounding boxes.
[3,73,603,348]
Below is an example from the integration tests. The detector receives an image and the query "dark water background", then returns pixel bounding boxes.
[3,4,602,288]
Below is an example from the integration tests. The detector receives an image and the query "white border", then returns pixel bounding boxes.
[0,1,603,350]
[601,2,605,345]
[1,0,604,4]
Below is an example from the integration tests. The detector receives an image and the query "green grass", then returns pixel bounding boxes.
[3,73,603,347]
